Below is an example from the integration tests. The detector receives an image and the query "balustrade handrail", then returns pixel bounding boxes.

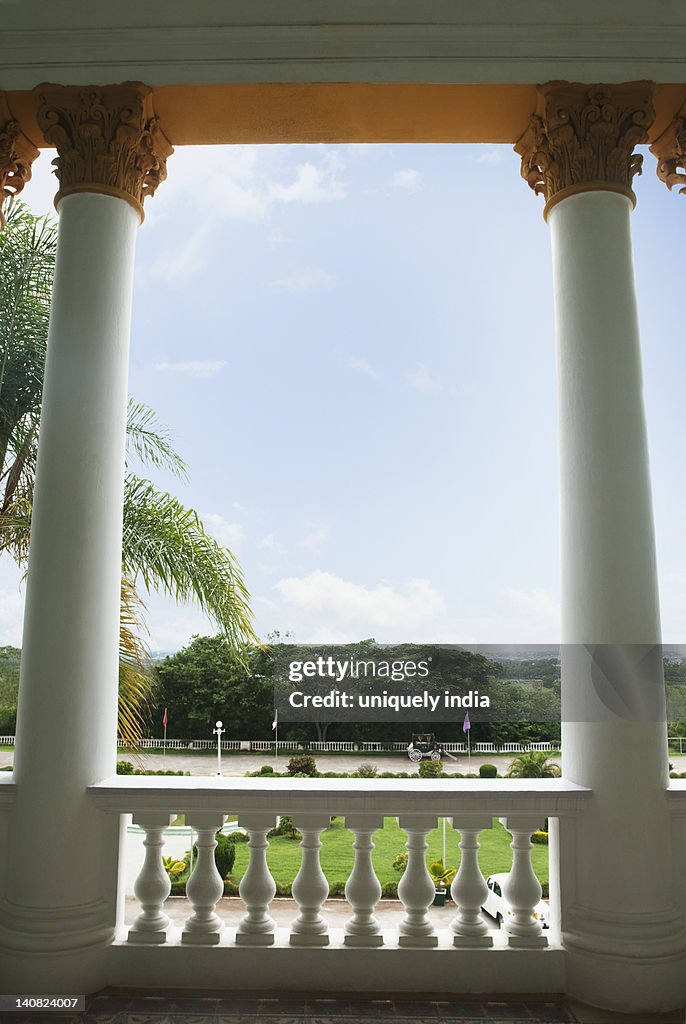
[88,775,591,816]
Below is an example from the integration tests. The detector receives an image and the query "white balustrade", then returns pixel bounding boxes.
[500,815,548,948]
[181,812,226,945]
[128,812,173,944]
[344,814,384,947]
[397,815,438,947]
[290,813,331,946]
[236,812,277,946]
[449,817,493,948]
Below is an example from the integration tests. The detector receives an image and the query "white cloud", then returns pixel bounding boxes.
[392,169,422,193]
[258,534,286,555]
[154,360,227,379]
[478,149,505,165]
[498,587,561,642]
[200,513,246,551]
[272,570,444,642]
[148,146,347,231]
[0,586,25,647]
[150,223,211,281]
[348,356,379,380]
[407,362,443,393]
[267,227,288,247]
[300,522,330,553]
[271,268,334,291]
[268,152,346,204]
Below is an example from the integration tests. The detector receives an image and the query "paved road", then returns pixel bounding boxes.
[2,748,684,776]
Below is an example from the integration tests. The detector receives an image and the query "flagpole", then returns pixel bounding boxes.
[163,707,168,769]
[467,728,471,773]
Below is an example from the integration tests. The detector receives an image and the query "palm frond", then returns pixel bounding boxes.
[126,398,188,481]
[118,576,156,750]
[122,473,258,649]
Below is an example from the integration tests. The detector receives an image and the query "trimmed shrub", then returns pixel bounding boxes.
[0,765,12,771]
[381,881,398,898]
[275,881,292,897]
[418,759,443,778]
[355,762,378,778]
[226,830,249,843]
[191,831,236,880]
[531,830,549,845]
[268,816,302,841]
[258,764,275,775]
[479,763,498,778]
[223,879,240,896]
[393,852,408,873]
[286,754,318,777]
[329,880,347,897]
[116,760,135,775]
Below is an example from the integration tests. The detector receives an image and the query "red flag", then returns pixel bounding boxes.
[163,707,168,729]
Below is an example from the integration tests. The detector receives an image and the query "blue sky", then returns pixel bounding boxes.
[1,140,684,650]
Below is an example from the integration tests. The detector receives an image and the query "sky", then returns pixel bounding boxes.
[1,140,685,652]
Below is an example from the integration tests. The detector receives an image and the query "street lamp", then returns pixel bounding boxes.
[213,719,225,776]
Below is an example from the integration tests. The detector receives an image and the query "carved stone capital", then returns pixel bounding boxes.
[650,115,686,196]
[35,83,173,220]
[515,81,655,219]
[0,94,39,228]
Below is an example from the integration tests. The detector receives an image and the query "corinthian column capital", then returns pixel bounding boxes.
[650,113,686,196]
[515,81,655,219]
[35,82,173,221]
[0,94,40,228]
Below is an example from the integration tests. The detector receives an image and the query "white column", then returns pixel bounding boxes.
[4,191,139,950]
[449,817,492,948]
[236,813,277,946]
[550,189,686,1009]
[499,816,546,948]
[515,82,686,1011]
[128,813,173,944]
[182,812,226,945]
[0,83,171,992]
[397,815,438,948]
[289,813,330,947]
[344,813,383,947]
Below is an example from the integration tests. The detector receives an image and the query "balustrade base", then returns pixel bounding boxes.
[235,931,275,946]
[453,934,493,948]
[127,929,168,945]
[343,933,384,947]
[398,934,438,948]
[508,935,548,948]
[181,930,222,945]
[289,933,330,947]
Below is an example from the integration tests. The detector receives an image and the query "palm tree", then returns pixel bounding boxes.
[0,200,258,745]
[507,751,562,778]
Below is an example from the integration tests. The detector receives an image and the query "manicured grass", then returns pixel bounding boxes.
[227,816,548,888]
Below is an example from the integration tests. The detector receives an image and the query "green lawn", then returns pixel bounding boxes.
[227,816,548,889]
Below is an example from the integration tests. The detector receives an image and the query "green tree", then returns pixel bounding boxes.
[154,636,272,739]
[0,201,258,744]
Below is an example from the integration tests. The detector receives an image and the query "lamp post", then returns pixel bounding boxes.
[213,719,225,776]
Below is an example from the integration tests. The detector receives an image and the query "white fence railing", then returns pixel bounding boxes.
[0,735,565,753]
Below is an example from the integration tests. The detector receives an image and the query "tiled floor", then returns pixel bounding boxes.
[6,991,684,1024]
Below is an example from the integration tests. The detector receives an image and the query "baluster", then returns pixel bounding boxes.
[344,814,384,947]
[500,815,548,948]
[289,813,330,946]
[236,813,277,946]
[181,812,226,945]
[397,815,438,947]
[128,812,173,944]
[449,816,493,948]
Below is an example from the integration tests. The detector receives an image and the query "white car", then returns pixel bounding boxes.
[482,873,550,929]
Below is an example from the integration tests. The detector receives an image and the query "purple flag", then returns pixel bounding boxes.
[463,712,471,733]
